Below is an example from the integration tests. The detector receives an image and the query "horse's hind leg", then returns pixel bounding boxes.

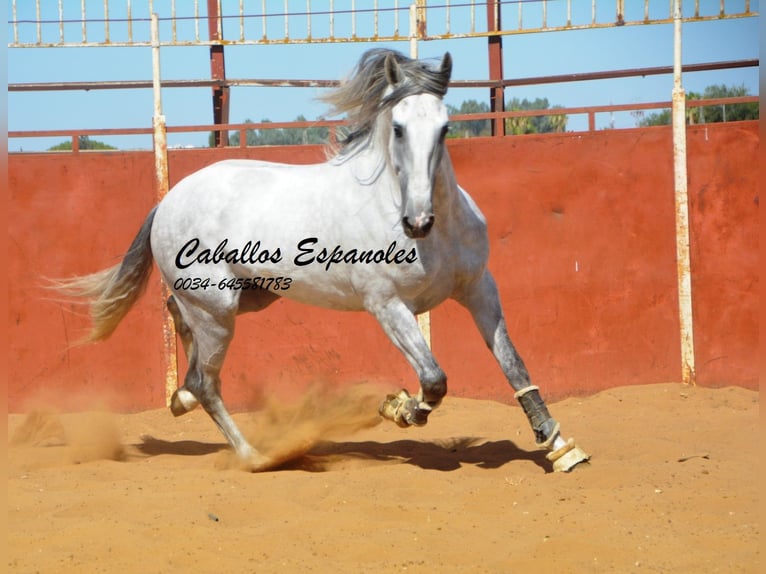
[173,299,270,469]
[167,290,280,417]
[456,270,590,472]
[167,295,200,416]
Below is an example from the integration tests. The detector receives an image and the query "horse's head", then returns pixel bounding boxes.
[385,52,452,239]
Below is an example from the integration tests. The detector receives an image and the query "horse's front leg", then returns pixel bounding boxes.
[370,299,446,427]
[456,270,590,472]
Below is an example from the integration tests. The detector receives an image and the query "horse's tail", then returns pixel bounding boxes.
[51,207,158,344]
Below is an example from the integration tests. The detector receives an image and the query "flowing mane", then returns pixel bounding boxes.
[321,49,452,158]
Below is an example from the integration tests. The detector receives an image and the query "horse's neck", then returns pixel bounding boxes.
[432,153,462,220]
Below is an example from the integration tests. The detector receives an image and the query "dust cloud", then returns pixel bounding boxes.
[11,408,125,464]
[219,382,386,471]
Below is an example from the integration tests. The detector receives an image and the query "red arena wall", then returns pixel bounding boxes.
[8,122,758,412]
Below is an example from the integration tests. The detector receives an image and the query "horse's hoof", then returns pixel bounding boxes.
[246,454,275,473]
[546,438,590,472]
[169,388,199,417]
[379,390,413,427]
[379,390,432,428]
[409,403,432,426]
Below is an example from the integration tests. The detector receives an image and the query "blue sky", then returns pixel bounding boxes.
[7,1,760,151]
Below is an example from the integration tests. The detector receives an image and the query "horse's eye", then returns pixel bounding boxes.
[393,124,404,139]
[440,125,450,140]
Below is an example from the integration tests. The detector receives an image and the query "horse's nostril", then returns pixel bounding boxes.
[402,215,435,238]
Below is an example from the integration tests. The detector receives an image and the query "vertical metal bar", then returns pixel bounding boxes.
[81,0,86,43]
[409,4,418,59]
[416,309,432,350]
[59,0,65,43]
[671,0,696,387]
[394,0,399,37]
[36,0,41,44]
[171,0,177,44]
[241,0,245,41]
[487,0,505,137]
[208,0,230,147]
[284,0,289,39]
[415,0,426,39]
[150,13,179,407]
[567,0,572,27]
[352,0,357,38]
[127,0,133,43]
[104,0,109,43]
[195,0,201,43]
[330,0,335,39]
[218,0,224,37]
[373,0,378,38]
[307,0,312,40]
[445,0,451,35]
[262,0,268,39]
[542,0,547,29]
[13,0,18,45]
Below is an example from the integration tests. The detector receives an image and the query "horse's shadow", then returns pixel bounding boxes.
[135,435,227,457]
[302,437,549,472]
[133,435,548,472]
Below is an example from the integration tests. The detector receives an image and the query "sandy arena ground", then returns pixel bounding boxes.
[7,382,760,573]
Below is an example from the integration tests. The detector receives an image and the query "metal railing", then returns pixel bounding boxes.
[8,0,758,48]
[8,95,759,152]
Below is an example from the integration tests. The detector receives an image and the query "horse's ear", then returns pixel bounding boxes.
[440,52,453,81]
[384,53,402,87]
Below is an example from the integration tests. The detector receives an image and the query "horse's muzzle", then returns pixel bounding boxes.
[402,214,435,239]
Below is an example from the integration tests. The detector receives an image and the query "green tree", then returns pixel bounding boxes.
[447,98,567,137]
[637,84,758,127]
[692,84,759,123]
[211,115,329,147]
[505,97,568,135]
[447,100,491,137]
[636,109,672,127]
[48,136,117,151]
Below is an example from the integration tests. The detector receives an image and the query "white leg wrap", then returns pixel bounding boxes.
[513,385,539,399]
[546,437,591,472]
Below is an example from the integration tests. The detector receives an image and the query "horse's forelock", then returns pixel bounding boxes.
[324,49,450,158]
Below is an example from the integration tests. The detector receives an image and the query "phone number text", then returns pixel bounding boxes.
[173,276,293,291]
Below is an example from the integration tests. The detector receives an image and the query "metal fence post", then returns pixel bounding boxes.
[410,2,432,349]
[207,0,230,148]
[671,0,696,386]
[487,0,505,137]
[151,13,180,405]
